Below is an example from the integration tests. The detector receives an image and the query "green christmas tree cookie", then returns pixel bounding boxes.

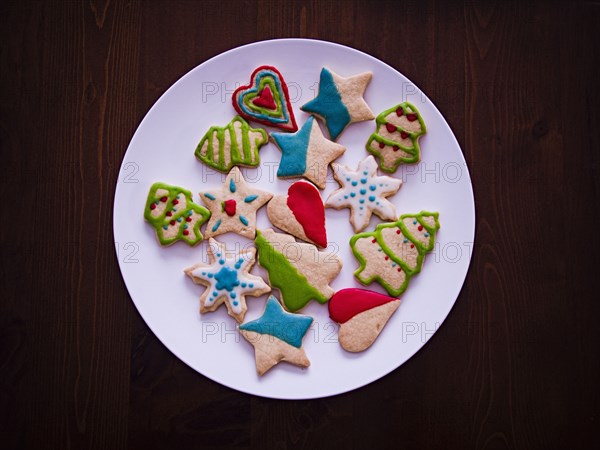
[350,211,440,296]
[144,182,210,246]
[365,102,427,173]
[195,115,268,172]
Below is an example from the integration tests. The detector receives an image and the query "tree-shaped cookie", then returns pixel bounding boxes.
[350,211,440,296]
[365,102,427,173]
[195,116,268,172]
[144,182,210,246]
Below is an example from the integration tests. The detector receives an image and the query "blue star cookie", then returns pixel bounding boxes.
[271,116,345,189]
[239,296,313,375]
[185,238,271,323]
[301,68,375,141]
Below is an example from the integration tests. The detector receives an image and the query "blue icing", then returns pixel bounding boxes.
[204,193,216,200]
[215,267,240,292]
[369,195,376,201]
[229,178,236,193]
[273,117,313,178]
[212,219,221,232]
[244,195,258,203]
[369,185,376,191]
[233,300,239,306]
[351,181,358,186]
[235,258,244,269]
[359,199,365,204]
[350,192,356,197]
[360,189,366,195]
[301,68,351,140]
[360,178,367,184]
[239,297,313,348]
[219,259,225,265]
[239,215,249,226]
[241,282,247,288]
[237,70,289,124]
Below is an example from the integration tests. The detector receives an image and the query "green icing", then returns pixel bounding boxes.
[255,231,327,312]
[144,182,211,247]
[194,116,268,173]
[350,211,440,296]
[365,102,427,173]
[243,77,283,118]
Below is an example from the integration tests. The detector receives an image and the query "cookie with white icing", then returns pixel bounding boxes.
[184,238,270,323]
[325,155,402,232]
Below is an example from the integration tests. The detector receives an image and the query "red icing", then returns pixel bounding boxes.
[232,65,298,132]
[170,220,175,226]
[385,256,389,260]
[397,267,402,272]
[286,181,327,247]
[396,107,403,116]
[378,142,385,149]
[252,85,277,110]
[329,288,397,324]
[173,199,179,205]
[407,113,418,122]
[396,229,401,234]
[183,230,189,236]
[410,244,415,249]
[393,146,399,152]
[400,131,409,139]
[166,211,172,217]
[150,203,156,210]
[371,238,377,243]
[160,196,167,202]
[418,225,423,231]
[186,217,192,222]
[224,199,236,216]
[385,123,396,133]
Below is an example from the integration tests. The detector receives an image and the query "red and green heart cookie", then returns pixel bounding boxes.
[266,180,327,248]
[329,288,400,352]
[233,66,298,132]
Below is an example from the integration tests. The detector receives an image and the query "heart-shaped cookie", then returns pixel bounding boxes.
[233,66,298,132]
[266,180,327,247]
[329,288,400,352]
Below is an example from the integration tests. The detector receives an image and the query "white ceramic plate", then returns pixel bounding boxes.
[113,39,474,399]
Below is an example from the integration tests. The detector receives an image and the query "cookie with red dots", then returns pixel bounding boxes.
[201,167,273,239]
[350,211,440,296]
[144,182,211,246]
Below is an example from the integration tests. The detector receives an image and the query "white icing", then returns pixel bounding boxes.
[326,155,402,231]
[189,240,269,314]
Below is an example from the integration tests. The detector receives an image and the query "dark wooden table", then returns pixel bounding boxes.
[2,1,598,449]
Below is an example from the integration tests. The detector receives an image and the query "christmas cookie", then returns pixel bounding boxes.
[366,102,427,172]
[271,116,345,189]
[266,180,327,247]
[350,211,440,296]
[325,155,402,232]
[144,182,210,246]
[329,288,400,352]
[184,238,270,323]
[201,167,272,239]
[254,228,342,312]
[301,67,374,141]
[232,66,298,132]
[239,296,313,375]
[195,115,268,172]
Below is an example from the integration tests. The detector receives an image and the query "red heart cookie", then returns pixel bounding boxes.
[329,288,400,352]
[266,180,327,247]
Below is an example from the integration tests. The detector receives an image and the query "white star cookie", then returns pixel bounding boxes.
[184,238,271,323]
[325,155,402,232]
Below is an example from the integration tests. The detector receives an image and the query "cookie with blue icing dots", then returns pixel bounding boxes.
[325,155,402,232]
[201,166,273,239]
[239,296,313,375]
[184,238,271,323]
[271,116,346,189]
[301,67,375,141]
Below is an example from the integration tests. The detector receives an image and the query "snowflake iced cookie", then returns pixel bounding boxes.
[325,155,402,232]
[195,116,268,172]
[301,67,375,141]
[366,102,427,172]
[184,238,270,323]
[239,296,313,375]
[350,211,440,296]
[232,66,298,132]
[254,228,342,313]
[144,182,210,246]
[271,116,345,189]
[201,167,272,239]
[266,180,327,247]
[329,288,400,353]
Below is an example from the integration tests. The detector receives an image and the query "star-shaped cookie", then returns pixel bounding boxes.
[239,296,313,375]
[271,116,345,189]
[184,238,271,323]
[301,68,375,141]
[325,155,402,232]
[201,167,272,239]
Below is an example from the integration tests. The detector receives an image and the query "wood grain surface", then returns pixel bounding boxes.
[1,1,599,449]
